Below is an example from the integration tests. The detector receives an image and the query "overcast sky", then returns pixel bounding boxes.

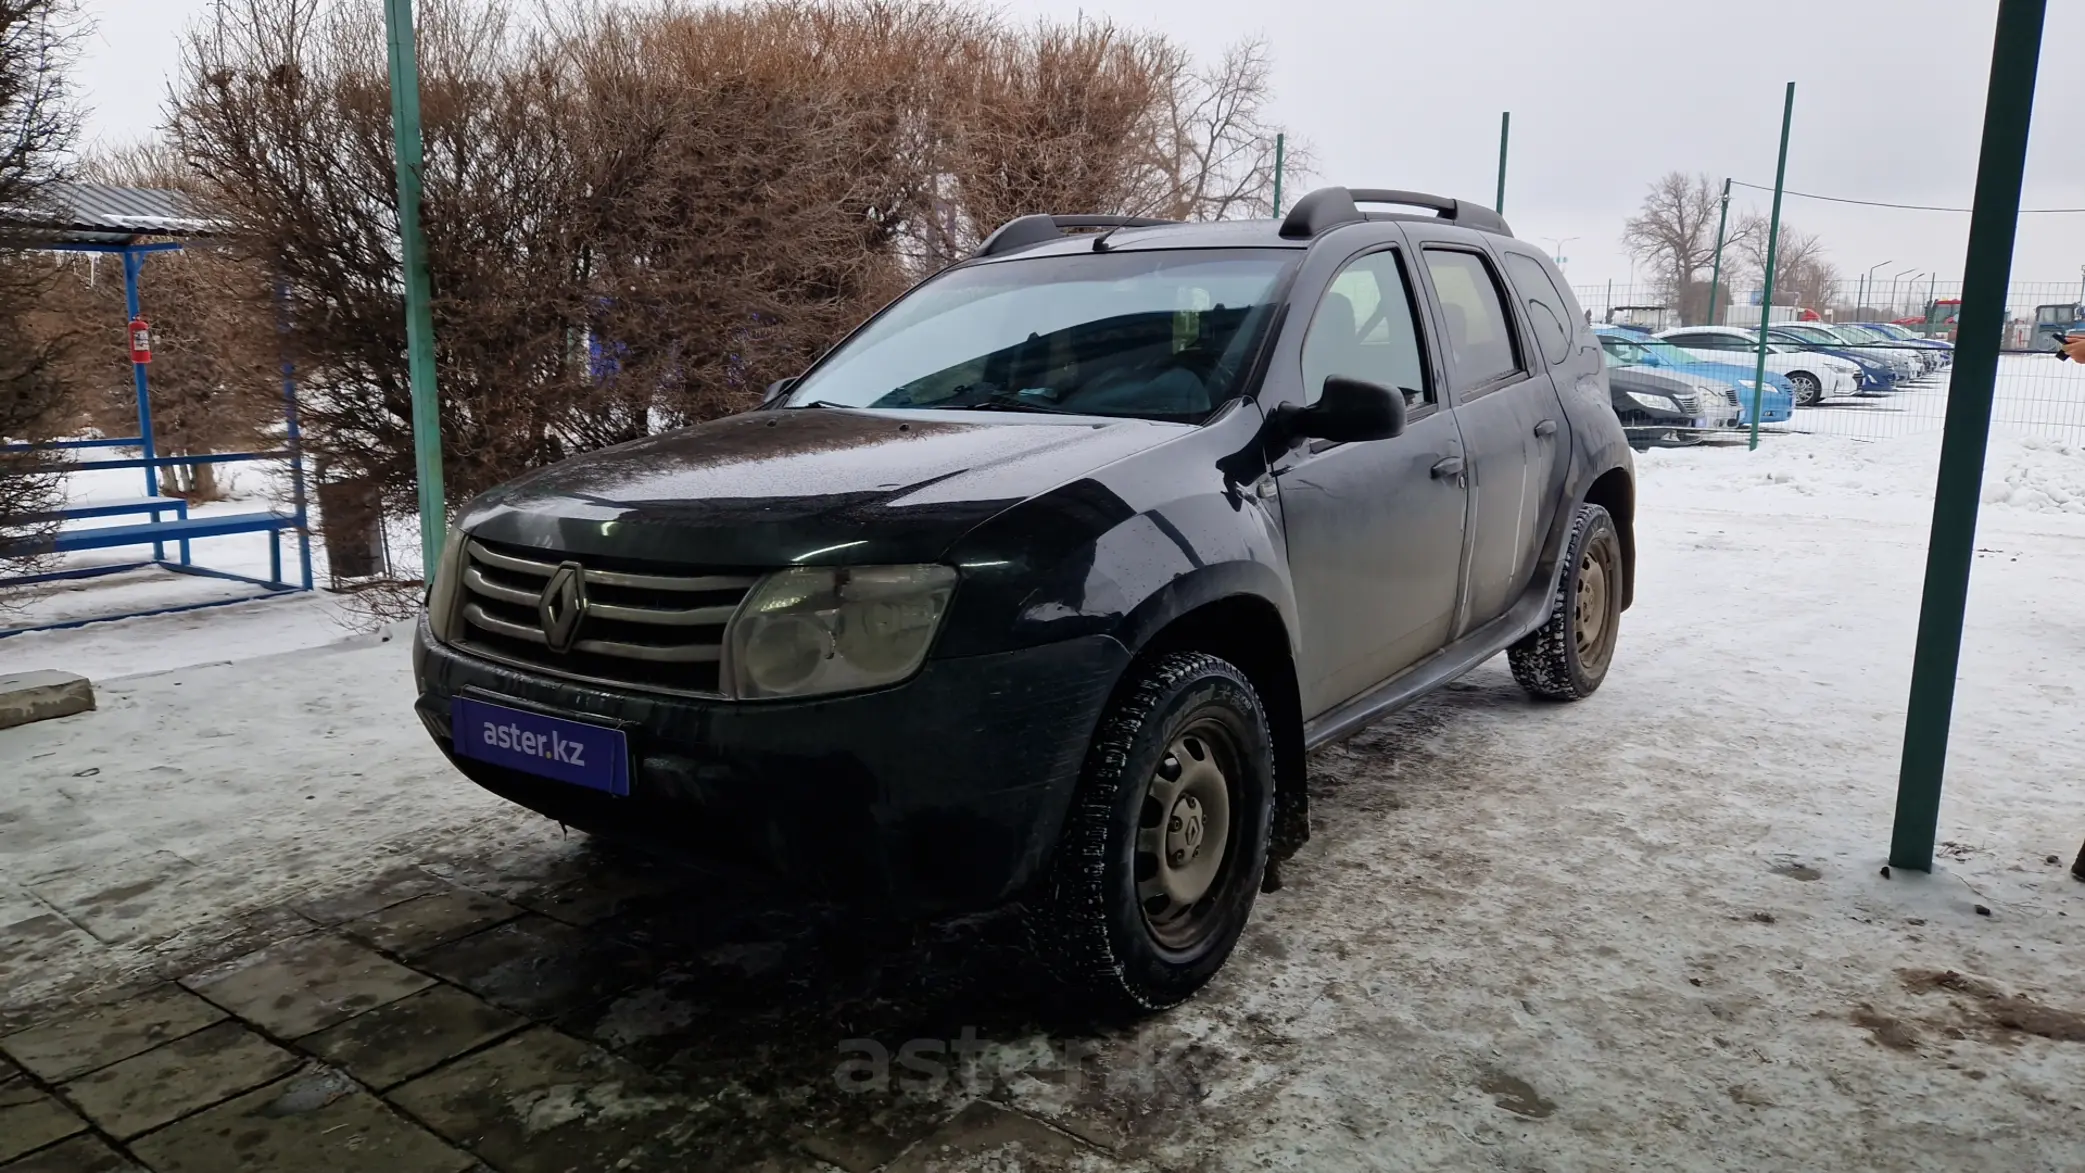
[69,0,2085,300]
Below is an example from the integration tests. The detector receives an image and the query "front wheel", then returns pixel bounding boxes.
[1036,652,1275,1015]
[1509,503,1623,701]
[1787,371,1823,406]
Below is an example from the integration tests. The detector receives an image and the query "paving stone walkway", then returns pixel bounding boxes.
[0,843,1148,1172]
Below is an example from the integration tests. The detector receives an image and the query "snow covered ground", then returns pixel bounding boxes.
[4,388,2085,1170]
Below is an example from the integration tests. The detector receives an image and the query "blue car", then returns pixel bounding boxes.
[1763,325,1898,394]
[1593,327,1794,424]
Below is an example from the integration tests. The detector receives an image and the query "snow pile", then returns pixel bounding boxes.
[1979,434,2085,514]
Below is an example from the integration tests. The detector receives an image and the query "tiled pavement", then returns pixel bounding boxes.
[0,845,1154,1172]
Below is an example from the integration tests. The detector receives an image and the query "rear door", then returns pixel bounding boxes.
[1408,237,1568,630]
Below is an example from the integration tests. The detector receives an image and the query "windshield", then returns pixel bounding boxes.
[784,249,1293,421]
[1836,325,1887,343]
[1606,335,1703,368]
[1866,323,1915,340]
[1599,337,1650,367]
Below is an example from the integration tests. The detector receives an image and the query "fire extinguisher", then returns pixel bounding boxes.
[128,317,152,365]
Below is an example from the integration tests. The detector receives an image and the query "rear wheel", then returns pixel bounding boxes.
[1036,652,1275,1015]
[1509,504,1623,702]
[1787,371,1823,406]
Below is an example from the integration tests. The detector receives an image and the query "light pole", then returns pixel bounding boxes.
[1861,259,1893,315]
[1891,267,1920,316]
[1542,236,1580,269]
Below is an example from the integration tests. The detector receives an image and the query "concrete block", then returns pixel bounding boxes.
[0,671,94,731]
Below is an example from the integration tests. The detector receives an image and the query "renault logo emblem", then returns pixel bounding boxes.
[539,562,588,654]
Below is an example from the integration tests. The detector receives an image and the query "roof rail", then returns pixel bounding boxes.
[1278,187,1512,239]
[974,214,1181,258]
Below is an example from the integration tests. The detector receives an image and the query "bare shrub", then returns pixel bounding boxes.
[162,0,1298,593]
[0,0,85,579]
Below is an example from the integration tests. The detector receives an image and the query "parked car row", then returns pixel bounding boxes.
[1587,318,1955,443]
[1592,327,1790,445]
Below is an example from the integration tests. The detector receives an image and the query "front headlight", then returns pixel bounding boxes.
[424,527,468,643]
[1625,390,1680,412]
[725,564,957,699]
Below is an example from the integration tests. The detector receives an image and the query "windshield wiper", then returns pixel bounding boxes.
[792,400,857,409]
[952,394,1087,415]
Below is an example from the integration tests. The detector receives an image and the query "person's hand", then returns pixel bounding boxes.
[2065,333,2085,363]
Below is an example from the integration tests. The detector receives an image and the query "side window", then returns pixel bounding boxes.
[1301,250,1432,409]
[1421,249,1521,392]
[1502,253,1570,367]
[1504,252,1587,368]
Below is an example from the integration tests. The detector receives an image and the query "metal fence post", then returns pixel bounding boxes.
[1891,0,2046,872]
[121,247,167,562]
[1272,132,1285,217]
[1706,178,1731,326]
[384,0,446,578]
[1747,83,1795,452]
[1495,112,1509,215]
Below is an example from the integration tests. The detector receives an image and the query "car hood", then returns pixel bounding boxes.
[457,407,1191,567]
[1609,365,1723,398]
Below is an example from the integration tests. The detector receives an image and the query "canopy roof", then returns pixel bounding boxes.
[0,182,222,247]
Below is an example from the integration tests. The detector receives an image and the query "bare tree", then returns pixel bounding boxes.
[1732,213,1839,311]
[1621,172,1750,326]
[0,0,84,576]
[1137,36,1308,223]
[158,0,1298,605]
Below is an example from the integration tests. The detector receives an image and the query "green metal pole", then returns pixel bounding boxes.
[1891,0,2046,872]
[1706,177,1732,326]
[1495,112,1510,214]
[1747,83,1795,452]
[384,0,445,577]
[1272,133,1285,217]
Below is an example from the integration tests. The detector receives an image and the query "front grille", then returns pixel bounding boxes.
[1724,386,1742,407]
[1671,389,1701,414]
[455,537,759,696]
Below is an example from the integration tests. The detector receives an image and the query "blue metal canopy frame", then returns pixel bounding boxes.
[0,229,314,636]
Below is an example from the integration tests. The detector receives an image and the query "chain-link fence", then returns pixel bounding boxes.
[1572,279,2085,444]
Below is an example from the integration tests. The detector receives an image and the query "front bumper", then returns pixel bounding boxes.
[413,619,1131,916]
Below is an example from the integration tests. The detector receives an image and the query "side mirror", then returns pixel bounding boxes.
[762,376,799,406]
[1276,376,1407,444]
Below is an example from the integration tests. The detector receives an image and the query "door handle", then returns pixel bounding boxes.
[1533,418,1558,437]
[1430,456,1465,480]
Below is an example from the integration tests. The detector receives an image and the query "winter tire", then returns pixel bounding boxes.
[1037,651,1275,1015]
[1509,503,1623,702]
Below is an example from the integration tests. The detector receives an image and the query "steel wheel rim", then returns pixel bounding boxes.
[1574,540,1614,673]
[1135,718,1238,951]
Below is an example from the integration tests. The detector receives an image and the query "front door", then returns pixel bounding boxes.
[1275,246,1469,719]
[1412,243,1569,630]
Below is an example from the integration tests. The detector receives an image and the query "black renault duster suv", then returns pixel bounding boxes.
[413,187,1636,1011]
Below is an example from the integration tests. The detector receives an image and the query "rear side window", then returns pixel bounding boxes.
[1502,253,1571,367]
[1422,249,1521,392]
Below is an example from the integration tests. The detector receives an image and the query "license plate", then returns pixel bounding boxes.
[451,696,630,796]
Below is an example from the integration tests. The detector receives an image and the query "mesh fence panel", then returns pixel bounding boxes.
[1571,280,2085,445]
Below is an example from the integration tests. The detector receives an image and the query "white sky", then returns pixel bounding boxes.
[69,0,2085,297]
